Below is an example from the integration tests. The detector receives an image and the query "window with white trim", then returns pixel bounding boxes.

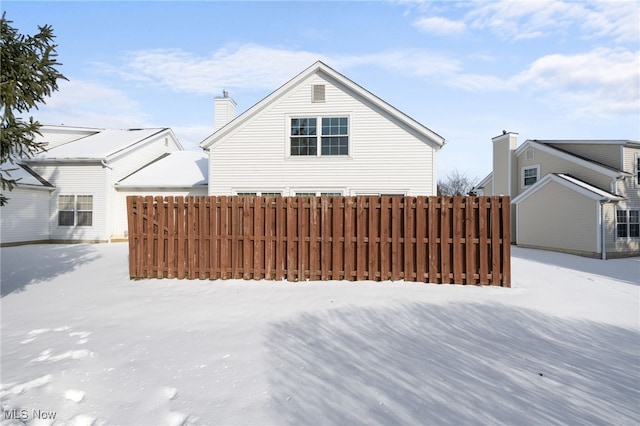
[236,191,282,197]
[58,195,93,226]
[294,191,342,197]
[635,154,639,186]
[521,165,540,188]
[290,116,349,156]
[616,209,640,238]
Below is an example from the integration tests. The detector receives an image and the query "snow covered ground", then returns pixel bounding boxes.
[1,242,638,426]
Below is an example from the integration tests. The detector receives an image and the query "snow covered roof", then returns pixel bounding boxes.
[29,127,176,161]
[116,151,208,188]
[0,161,54,189]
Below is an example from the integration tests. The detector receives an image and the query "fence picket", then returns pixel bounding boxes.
[127,196,510,286]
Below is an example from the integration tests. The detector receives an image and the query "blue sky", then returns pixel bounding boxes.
[3,1,639,180]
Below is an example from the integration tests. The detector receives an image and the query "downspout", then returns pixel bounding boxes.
[600,201,606,261]
[101,159,113,243]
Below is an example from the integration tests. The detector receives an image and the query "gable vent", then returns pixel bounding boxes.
[312,84,325,103]
[526,148,534,160]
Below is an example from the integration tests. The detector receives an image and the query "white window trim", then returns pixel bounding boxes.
[293,190,344,197]
[615,207,640,240]
[635,153,639,188]
[521,164,540,189]
[57,194,94,228]
[286,114,352,159]
[233,190,282,197]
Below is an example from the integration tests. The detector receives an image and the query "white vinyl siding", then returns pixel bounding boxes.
[0,187,51,245]
[517,180,599,255]
[209,75,436,196]
[29,163,108,242]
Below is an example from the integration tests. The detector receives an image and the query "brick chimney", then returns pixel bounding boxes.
[214,89,236,132]
[492,131,518,197]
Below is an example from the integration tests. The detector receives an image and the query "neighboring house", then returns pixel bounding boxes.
[1,125,184,246]
[200,61,446,196]
[473,132,640,259]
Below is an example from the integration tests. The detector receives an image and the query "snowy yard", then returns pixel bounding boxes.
[1,242,639,426]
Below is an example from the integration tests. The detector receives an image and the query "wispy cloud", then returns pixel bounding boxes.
[98,44,461,95]
[452,47,639,116]
[35,80,151,128]
[512,47,639,115]
[98,44,328,95]
[412,0,639,43]
[100,41,637,119]
[413,16,466,36]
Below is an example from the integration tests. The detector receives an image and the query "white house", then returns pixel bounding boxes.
[1,125,184,245]
[200,61,446,197]
[474,132,640,259]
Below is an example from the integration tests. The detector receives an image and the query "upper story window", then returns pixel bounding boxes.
[635,154,639,186]
[521,165,540,188]
[58,195,93,227]
[290,116,349,157]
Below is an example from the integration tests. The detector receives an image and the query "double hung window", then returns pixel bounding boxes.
[290,117,348,157]
[616,209,640,238]
[521,165,540,188]
[58,195,93,226]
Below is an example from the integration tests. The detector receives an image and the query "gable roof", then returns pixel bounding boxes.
[116,151,208,188]
[512,173,624,205]
[535,139,640,148]
[27,126,182,162]
[0,161,54,189]
[514,140,628,178]
[200,61,445,150]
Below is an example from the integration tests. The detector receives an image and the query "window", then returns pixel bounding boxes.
[236,191,281,197]
[294,191,342,197]
[290,118,317,156]
[58,195,93,227]
[290,116,348,156]
[521,165,540,188]
[321,117,348,155]
[636,154,639,186]
[617,209,640,238]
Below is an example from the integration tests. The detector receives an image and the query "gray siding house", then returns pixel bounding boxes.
[474,132,639,259]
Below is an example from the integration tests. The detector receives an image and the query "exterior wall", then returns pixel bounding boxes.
[516,181,599,255]
[607,146,640,256]
[516,146,613,197]
[492,133,517,197]
[29,163,109,242]
[208,74,437,196]
[0,187,52,245]
[112,188,209,239]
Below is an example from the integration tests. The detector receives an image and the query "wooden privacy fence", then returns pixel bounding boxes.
[127,196,510,286]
